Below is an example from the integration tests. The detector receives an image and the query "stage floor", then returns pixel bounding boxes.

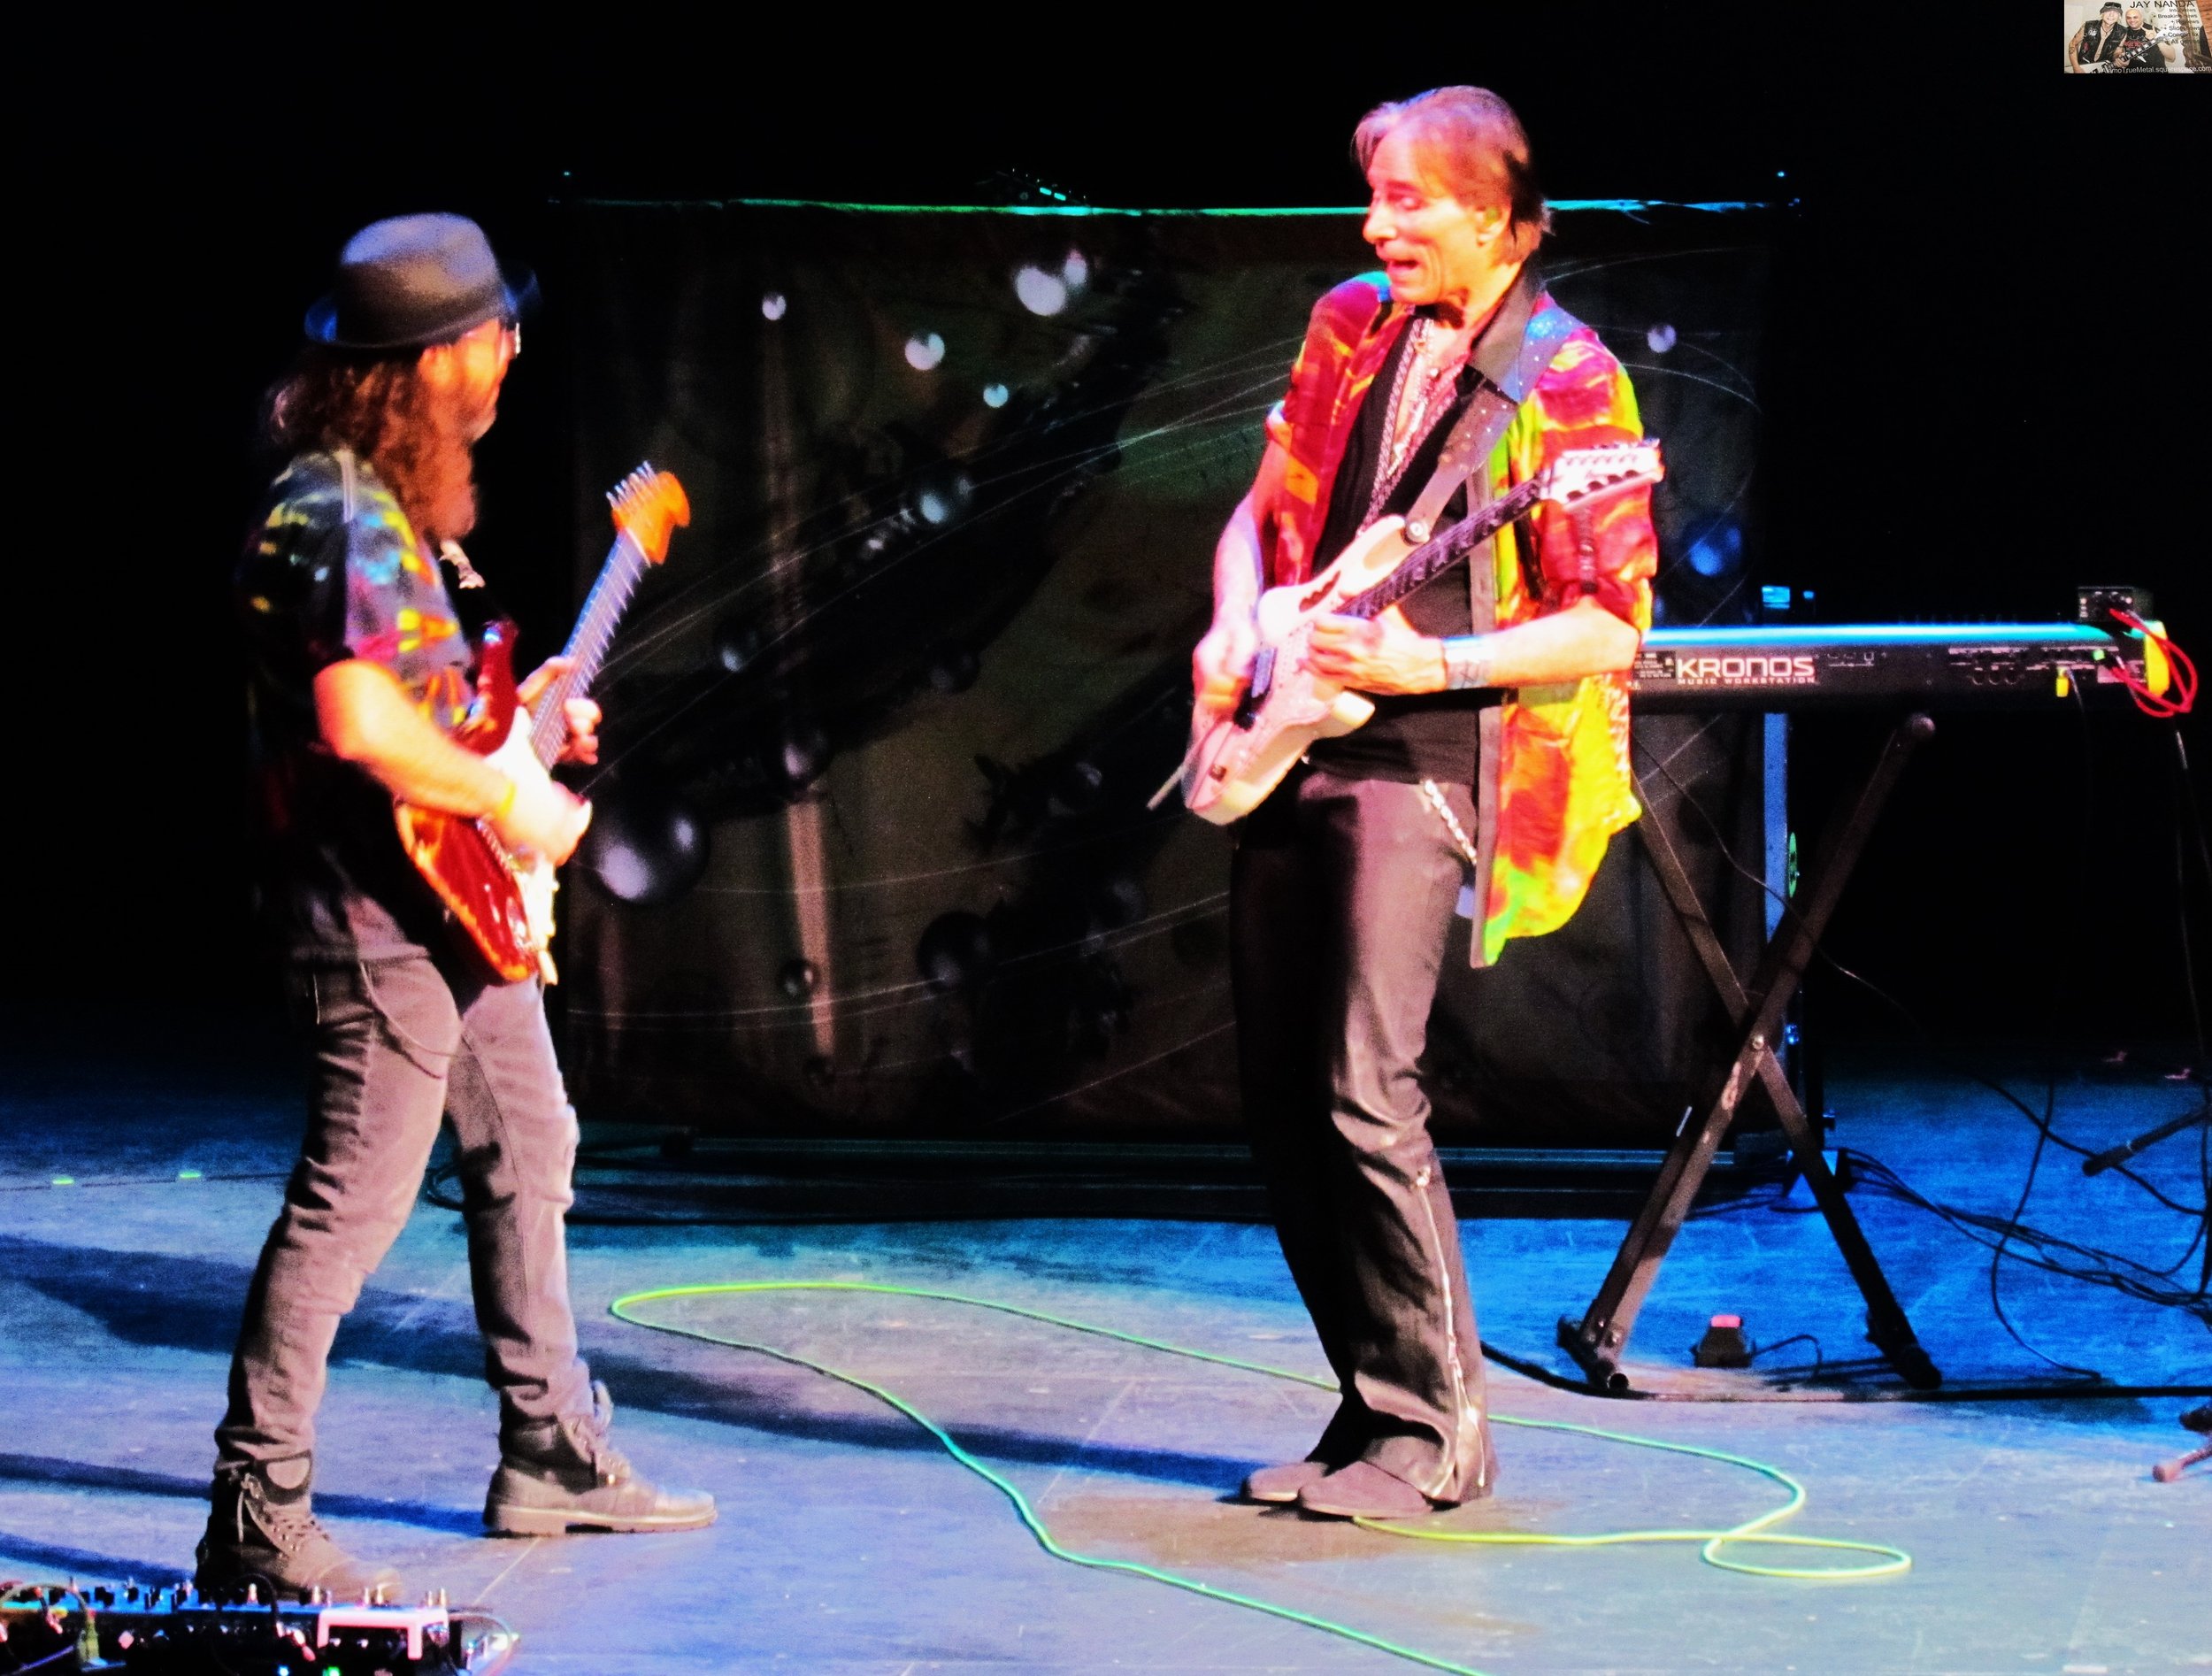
[3,1009,2207,1674]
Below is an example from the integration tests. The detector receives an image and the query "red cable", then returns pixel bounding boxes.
[2108,610,2197,718]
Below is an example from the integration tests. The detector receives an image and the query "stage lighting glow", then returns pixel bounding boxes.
[910,470,974,527]
[927,644,979,693]
[1015,265,1069,316]
[596,844,652,901]
[716,619,762,673]
[918,911,995,992]
[1647,323,1678,354]
[584,795,710,906]
[905,331,947,370]
[1686,521,1744,577]
[982,382,1010,408]
[761,291,788,320]
[1062,249,1089,290]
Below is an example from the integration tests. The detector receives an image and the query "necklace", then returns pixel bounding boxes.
[1366,316,1467,526]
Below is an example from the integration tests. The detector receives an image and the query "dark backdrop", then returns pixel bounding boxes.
[16,11,2205,1074]
[547,198,1777,1142]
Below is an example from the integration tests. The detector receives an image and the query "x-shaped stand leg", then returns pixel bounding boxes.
[1557,712,1943,1393]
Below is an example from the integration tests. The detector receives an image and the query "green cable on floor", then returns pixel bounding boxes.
[611,1280,1911,1676]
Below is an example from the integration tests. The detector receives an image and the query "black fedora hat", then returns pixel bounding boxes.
[304,213,536,350]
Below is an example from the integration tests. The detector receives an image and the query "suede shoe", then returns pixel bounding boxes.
[1240,1460,1332,1504]
[1295,1460,1436,1520]
[195,1456,401,1603]
[485,1381,717,1535]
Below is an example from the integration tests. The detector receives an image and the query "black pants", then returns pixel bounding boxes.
[1231,766,1495,1503]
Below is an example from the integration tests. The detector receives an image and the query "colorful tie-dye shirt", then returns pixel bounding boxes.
[236,450,475,956]
[1257,273,1658,965]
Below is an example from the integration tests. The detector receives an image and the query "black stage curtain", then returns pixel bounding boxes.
[555,200,1778,1147]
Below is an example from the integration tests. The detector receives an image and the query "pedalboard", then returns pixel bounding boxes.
[0,1581,516,1674]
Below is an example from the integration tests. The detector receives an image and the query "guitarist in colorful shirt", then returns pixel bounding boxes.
[1191,88,1657,1521]
[211,215,714,1602]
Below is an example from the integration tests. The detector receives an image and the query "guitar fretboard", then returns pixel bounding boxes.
[1340,474,1548,620]
[526,532,651,767]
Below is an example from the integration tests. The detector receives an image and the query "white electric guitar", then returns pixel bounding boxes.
[1171,441,1664,825]
[2082,27,2180,66]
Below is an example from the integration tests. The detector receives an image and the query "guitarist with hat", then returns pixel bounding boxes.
[1191,88,1657,1521]
[209,213,714,1602]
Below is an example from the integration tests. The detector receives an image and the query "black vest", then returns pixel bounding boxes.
[2076,19,2121,61]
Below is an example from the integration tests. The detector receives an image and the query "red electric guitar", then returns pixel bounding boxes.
[394,465,689,982]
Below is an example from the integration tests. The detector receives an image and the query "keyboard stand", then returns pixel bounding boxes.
[1556,711,1944,1393]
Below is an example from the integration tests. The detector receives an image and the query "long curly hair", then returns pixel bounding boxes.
[264,348,480,545]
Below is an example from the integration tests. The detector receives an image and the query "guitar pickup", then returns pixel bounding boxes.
[1233,647,1276,730]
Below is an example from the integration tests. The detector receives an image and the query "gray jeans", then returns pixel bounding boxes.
[1231,767,1494,1503]
[215,954,594,1469]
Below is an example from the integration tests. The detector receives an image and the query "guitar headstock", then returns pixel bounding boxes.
[1539,441,1666,511]
[608,463,691,565]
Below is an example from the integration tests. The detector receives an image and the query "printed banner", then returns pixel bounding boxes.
[2062,0,2209,70]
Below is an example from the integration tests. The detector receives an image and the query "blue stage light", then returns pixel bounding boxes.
[1687,522,1744,577]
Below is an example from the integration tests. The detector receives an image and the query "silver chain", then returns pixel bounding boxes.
[1366,318,1463,526]
[1418,778,1480,873]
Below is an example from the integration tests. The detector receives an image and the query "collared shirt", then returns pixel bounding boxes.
[236,450,476,957]
[1257,272,1658,964]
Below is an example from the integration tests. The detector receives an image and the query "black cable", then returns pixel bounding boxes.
[1642,746,2208,1220]
[1636,744,2212,1394]
[2158,724,2212,1299]
[1838,1149,2208,1317]
[2166,727,2211,1080]
[1745,1332,1824,1378]
[1986,1081,2106,1380]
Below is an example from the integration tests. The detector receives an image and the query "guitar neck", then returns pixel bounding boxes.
[1340,475,1546,621]
[526,532,651,766]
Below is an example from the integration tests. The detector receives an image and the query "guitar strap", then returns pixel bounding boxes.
[1396,281,1583,968]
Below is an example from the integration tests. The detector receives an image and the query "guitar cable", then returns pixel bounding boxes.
[610,1279,1913,1676]
[2107,611,2199,719]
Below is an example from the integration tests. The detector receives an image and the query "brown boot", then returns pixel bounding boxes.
[484,1382,717,1536]
[195,1456,402,1603]
[1240,1460,1333,1504]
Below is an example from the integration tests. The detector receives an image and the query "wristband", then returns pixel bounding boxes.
[1440,635,1498,692]
[489,775,518,823]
